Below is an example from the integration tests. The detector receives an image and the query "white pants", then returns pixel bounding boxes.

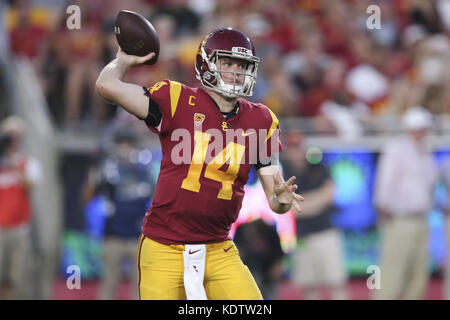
[99,236,139,300]
[0,225,30,299]
[374,215,429,300]
[292,228,347,288]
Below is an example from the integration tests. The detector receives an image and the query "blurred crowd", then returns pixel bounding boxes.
[3,0,450,136]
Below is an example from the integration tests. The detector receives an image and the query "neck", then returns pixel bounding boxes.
[206,89,237,113]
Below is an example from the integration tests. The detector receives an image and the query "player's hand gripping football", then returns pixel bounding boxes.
[274,175,304,214]
[116,47,155,68]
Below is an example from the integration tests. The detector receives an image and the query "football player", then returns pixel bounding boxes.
[96,28,304,300]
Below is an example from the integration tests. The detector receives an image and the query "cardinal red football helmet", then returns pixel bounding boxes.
[195,28,259,98]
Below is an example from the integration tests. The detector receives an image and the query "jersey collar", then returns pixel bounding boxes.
[204,89,240,120]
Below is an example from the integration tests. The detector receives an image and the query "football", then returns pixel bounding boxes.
[114,10,160,65]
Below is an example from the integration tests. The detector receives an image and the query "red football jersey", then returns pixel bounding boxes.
[141,80,282,244]
[0,156,32,227]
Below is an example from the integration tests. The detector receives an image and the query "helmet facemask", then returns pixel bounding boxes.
[196,47,259,98]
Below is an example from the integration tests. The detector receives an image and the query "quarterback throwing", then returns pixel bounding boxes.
[96,27,304,300]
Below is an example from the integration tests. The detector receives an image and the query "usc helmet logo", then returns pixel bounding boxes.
[197,32,214,55]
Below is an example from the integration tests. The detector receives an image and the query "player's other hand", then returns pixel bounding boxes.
[274,175,304,213]
[116,47,155,67]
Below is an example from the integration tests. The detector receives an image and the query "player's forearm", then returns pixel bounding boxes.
[95,58,130,102]
[258,166,294,214]
[81,181,96,205]
[299,192,328,216]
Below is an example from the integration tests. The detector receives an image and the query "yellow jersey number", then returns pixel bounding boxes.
[181,131,245,200]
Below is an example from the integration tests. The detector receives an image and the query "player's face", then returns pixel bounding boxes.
[217,57,249,85]
[409,128,427,142]
[3,130,22,153]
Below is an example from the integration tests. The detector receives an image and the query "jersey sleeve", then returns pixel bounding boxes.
[258,106,282,165]
[143,79,182,135]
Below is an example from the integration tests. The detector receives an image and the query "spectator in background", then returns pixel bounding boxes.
[262,66,300,117]
[151,0,200,38]
[7,0,50,93]
[7,0,48,64]
[57,0,105,126]
[437,0,450,32]
[319,58,370,139]
[409,0,444,34]
[82,127,155,300]
[344,36,390,113]
[374,106,438,300]
[281,130,348,300]
[234,219,285,300]
[290,33,330,117]
[0,1,10,61]
[263,1,297,55]
[200,0,244,34]
[0,116,42,299]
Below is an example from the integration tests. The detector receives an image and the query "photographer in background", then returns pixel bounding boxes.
[0,116,42,299]
[82,127,155,300]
